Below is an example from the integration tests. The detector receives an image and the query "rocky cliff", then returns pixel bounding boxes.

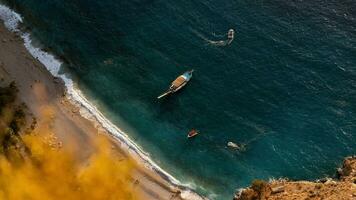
[234,156,356,200]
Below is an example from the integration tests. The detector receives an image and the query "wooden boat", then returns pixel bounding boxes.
[187,129,199,138]
[157,70,194,99]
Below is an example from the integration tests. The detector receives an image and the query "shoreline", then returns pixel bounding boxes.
[0,4,207,200]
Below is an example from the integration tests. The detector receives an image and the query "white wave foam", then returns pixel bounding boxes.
[0,4,22,31]
[0,4,208,200]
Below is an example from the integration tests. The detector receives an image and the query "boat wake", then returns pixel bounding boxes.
[193,29,235,47]
[0,4,208,200]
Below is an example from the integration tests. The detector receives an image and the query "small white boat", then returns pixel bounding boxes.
[227,29,235,44]
[227,142,239,149]
[157,70,194,99]
[228,29,234,39]
[227,141,246,151]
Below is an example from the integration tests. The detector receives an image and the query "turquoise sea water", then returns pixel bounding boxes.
[2,0,356,199]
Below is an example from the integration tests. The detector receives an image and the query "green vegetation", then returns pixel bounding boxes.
[0,81,17,112]
[250,179,270,199]
[9,105,26,133]
[251,179,268,193]
[0,82,29,162]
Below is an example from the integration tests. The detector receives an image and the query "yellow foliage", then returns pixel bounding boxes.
[0,134,138,200]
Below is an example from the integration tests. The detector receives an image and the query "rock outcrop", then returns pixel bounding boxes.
[234,156,356,200]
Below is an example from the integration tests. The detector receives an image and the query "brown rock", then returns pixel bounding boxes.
[271,186,285,194]
[235,188,258,200]
[232,157,356,200]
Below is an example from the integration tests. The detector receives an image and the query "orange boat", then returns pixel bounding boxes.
[187,129,199,138]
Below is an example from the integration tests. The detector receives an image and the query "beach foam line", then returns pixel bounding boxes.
[0,4,208,200]
[0,3,22,31]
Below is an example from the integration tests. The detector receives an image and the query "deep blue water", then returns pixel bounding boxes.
[2,0,356,199]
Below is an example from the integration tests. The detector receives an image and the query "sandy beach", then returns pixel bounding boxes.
[0,21,188,200]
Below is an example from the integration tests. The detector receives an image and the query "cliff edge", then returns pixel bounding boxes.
[234,156,356,200]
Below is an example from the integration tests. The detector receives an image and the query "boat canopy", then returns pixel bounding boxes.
[183,71,193,80]
[172,76,186,87]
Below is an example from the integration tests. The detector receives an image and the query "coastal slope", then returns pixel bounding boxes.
[0,19,186,200]
[233,156,356,200]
